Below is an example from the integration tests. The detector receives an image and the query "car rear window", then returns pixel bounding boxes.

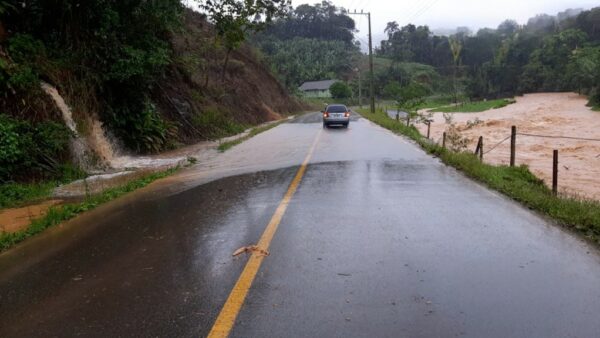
[327,105,347,113]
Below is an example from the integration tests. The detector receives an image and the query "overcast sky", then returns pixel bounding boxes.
[292,0,598,50]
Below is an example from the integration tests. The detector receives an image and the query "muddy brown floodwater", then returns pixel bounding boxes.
[417,93,600,201]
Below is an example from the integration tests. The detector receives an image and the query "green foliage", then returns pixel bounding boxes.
[0,34,46,91]
[329,81,352,99]
[198,0,290,77]
[379,23,435,64]
[430,98,514,113]
[254,2,360,89]
[375,62,440,95]
[377,6,600,104]
[383,82,402,99]
[258,37,357,88]
[567,46,600,102]
[0,182,55,209]
[4,0,184,153]
[107,101,175,153]
[0,167,179,251]
[399,82,429,103]
[262,1,356,45]
[359,107,600,245]
[192,108,247,140]
[0,115,72,182]
[7,34,46,65]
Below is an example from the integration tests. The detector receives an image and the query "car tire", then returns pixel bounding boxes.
[344,123,349,128]
[323,122,328,128]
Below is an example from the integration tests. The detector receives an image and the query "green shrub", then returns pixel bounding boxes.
[0,114,72,182]
[7,34,46,65]
[330,81,352,99]
[192,108,247,140]
[4,1,183,153]
[107,100,176,153]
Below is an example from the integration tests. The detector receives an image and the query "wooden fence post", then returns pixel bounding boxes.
[474,136,483,160]
[442,132,446,149]
[553,149,558,195]
[406,114,410,127]
[510,126,516,167]
[427,121,431,139]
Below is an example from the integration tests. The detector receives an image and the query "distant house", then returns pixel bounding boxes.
[299,80,337,98]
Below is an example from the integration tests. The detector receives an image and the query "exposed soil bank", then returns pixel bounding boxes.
[418,93,600,200]
[0,200,62,233]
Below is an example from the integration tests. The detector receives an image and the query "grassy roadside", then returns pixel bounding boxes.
[0,182,56,209]
[0,166,88,209]
[0,167,179,252]
[430,98,515,113]
[218,119,288,152]
[358,108,600,244]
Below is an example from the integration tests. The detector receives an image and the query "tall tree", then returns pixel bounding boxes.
[198,0,291,79]
[448,36,463,103]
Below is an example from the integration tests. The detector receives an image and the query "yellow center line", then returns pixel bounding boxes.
[207,128,322,338]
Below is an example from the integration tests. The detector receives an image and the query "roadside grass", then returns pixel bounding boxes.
[430,98,515,113]
[0,167,179,252]
[0,165,87,209]
[192,108,249,140]
[0,182,56,209]
[358,108,600,244]
[218,119,287,152]
[416,96,454,110]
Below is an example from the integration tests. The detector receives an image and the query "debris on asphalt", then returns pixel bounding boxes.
[232,245,270,257]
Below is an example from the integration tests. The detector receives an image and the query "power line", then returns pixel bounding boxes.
[407,0,441,23]
[400,0,436,24]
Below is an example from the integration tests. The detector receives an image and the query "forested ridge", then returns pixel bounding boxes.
[377,7,600,105]
[254,2,599,108]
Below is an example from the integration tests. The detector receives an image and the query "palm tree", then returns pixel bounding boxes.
[448,36,463,104]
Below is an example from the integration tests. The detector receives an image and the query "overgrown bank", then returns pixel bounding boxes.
[358,108,600,245]
[1,3,301,185]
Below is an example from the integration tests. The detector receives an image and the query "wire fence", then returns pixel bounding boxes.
[482,135,511,155]
[481,132,600,156]
[460,127,600,198]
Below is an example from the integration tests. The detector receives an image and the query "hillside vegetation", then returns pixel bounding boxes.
[251,2,599,111]
[377,7,600,106]
[0,2,300,183]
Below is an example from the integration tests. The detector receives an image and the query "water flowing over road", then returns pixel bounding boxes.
[1,112,599,337]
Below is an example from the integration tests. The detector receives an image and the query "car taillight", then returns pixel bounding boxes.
[323,112,329,118]
[344,112,350,117]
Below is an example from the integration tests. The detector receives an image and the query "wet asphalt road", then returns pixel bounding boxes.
[1,112,600,337]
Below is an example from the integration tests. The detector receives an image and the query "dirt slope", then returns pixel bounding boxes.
[154,10,302,143]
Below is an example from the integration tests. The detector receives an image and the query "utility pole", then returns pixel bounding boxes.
[349,10,375,114]
[355,67,362,108]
